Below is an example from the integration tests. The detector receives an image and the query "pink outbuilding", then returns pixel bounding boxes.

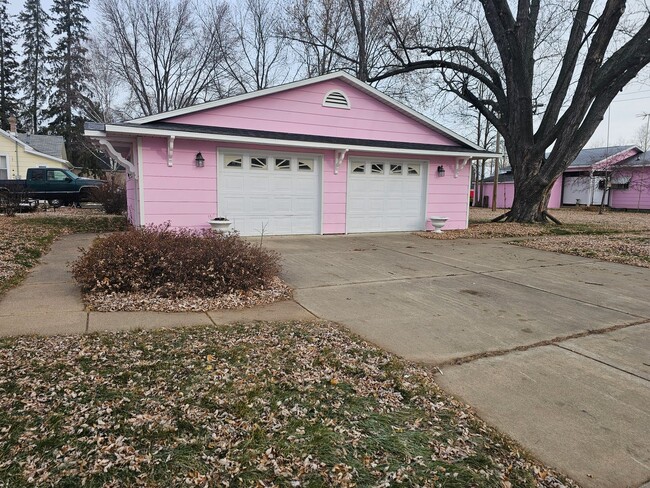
[86,72,496,235]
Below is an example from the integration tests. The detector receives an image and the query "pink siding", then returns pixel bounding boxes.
[167,80,458,146]
[125,176,137,225]
[477,178,562,209]
[322,150,347,234]
[610,166,650,210]
[426,158,470,230]
[141,137,217,229]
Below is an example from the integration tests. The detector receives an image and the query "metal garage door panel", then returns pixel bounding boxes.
[347,161,426,233]
[220,154,321,236]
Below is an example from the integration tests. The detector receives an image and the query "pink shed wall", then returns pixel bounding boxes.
[125,176,137,225]
[140,137,217,228]
[477,178,562,209]
[426,158,470,230]
[166,80,458,146]
[610,166,650,210]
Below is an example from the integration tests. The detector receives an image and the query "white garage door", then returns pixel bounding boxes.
[219,152,321,236]
[347,159,427,233]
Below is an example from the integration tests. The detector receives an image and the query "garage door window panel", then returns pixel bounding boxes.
[351,162,366,174]
[371,163,384,174]
[298,159,314,172]
[251,157,268,170]
[224,154,243,169]
[275,158,291,171]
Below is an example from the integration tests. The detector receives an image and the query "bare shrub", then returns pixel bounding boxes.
[72,225,281,298]
[94,181,127,215]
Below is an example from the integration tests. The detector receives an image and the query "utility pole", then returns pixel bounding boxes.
[491,131,501,211]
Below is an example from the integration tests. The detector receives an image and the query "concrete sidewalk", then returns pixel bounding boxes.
[0,234,315,336]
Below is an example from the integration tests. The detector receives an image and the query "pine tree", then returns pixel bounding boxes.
[19,0,50,134]
[47,0,90,141]
[0,0,20,131]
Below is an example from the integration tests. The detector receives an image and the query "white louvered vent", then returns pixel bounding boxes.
[322,90,350,109]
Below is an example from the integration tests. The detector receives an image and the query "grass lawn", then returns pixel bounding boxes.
[0,322,575,487]
[0,209,127,297]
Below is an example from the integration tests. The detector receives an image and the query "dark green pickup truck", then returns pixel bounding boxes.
[0,167,104,206]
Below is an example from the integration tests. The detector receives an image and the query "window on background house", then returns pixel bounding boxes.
[0,156,8,179]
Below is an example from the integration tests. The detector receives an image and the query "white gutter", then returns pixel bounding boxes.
[86,126,500,160]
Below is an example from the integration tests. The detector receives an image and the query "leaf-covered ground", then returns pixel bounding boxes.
[514,233,650,268]
[0,209,127,296]
[0,322,576,487]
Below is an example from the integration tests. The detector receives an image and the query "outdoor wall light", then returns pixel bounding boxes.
[437,165,446,177]
[195,152,205,167]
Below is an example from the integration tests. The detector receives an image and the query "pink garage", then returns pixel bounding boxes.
[86,72,495,236]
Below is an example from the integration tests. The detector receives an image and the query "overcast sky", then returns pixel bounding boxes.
[9,0,650,149]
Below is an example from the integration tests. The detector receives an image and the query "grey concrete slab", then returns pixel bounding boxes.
[369,234,592,272]
[0,283,83,315]
[559,323,650,381]
[486,261,650,317]
[88,311,213,332]
[436,343,650,488]
[279,247,466,289]
[0,311,87,336]
[295,273,637,363]
[207,300,317,324]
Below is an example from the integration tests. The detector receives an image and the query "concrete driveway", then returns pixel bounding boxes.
[264,233,650,488]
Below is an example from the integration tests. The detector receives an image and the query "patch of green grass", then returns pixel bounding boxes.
[0,323,576,487]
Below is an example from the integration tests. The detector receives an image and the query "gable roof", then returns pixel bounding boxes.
[15,133,67,160]
[567,145,641,168]
[127,71,486,152]
[0,129,72,167]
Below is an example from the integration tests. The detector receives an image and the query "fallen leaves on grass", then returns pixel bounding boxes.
[84,277,293,311]
[514,233,650,268]
[416,222,548,240]
[0,322,577,487]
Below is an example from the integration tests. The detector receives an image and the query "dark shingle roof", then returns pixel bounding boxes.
[617,152,650,167]
[481,171,514,183]
[16,133,67,160]
[567,145,637,168]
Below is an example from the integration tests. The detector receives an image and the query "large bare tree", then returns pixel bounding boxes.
[96,0,231,117]
[378,0,650,222]
[217,0,290,93]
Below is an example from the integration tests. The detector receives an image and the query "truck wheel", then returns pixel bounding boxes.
[49,199,62,208]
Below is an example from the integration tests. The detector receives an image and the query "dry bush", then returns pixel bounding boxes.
[72,225,281,298]
[94,181,127,215]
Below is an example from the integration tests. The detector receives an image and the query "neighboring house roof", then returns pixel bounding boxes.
[125,71,490,153]
[617,152,650,168]
[481,171,514,183]
[0,129,72,167]
[15,133,67,160]
[566,145,641,168]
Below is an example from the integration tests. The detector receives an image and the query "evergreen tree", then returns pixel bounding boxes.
[47,0,90,141]
[0,0,20,131]
[18,0,50,134]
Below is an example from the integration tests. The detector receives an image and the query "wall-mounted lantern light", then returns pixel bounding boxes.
[195,152,205,167]
[437,165,445,177]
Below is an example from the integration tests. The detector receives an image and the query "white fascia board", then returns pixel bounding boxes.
[125,71,488,153]
[100,124,499,159]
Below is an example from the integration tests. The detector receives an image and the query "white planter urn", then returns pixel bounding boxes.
[429,216,448,233]
[208,218,232,232]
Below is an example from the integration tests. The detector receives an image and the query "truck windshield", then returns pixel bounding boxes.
[63,170,79,180]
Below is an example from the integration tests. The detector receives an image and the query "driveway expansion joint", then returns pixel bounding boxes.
[555,343,650,383]
[434,319,649,368]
